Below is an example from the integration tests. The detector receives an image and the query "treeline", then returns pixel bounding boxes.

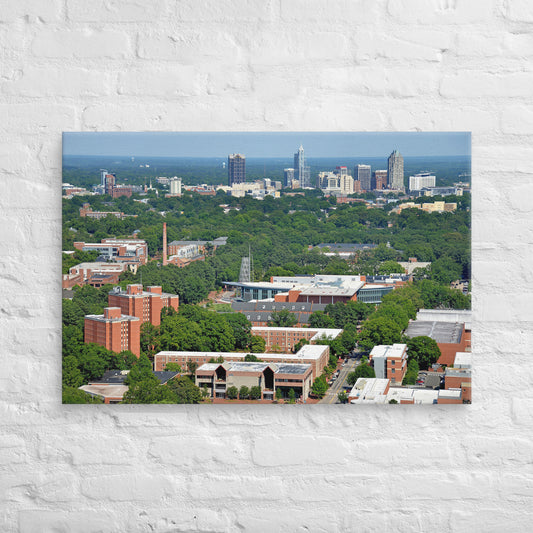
[63,191,470,286]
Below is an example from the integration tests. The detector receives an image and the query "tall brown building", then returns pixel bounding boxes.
[108,284,179,327]
[84,307,141,357]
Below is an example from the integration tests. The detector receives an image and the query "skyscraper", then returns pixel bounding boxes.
[283,168,295,187]
[294,145,310,188]
[387,150,404,191]
[228,153,246,186]
[354,164,372,192]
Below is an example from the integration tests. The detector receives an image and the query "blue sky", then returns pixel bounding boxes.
[63,132,471,158]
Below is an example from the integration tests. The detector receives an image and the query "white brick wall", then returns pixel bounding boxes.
[1,0,532,530]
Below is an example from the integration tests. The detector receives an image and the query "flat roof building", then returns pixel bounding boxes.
[369,344,408,384]
[195,361,313,401]
[84,307,141,357]
[108,284,179,326]
[154,342,331,379]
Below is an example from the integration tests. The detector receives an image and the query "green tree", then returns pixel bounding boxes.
[226,386,238,400]
[188,360,199,376]
[311,375,328,398]
[140,322,160,358]
[249,385,262,400]
[239,385,250,400]
[288,388,296,404]
[125,354,155,385]
[406,336,441,370]
[309,311,336,328]
[268,309,297,327]
[225,313,252,349]
[275,387,283,401]
[122,379,176,404]
[62,356,84,387]
[378,260,404,275]
[389,399,398,404]
[244,353,262,362]
[358,317,402,352]
[373,302,410,331]
[248,336,266,353]
[347,363,376,386]
[337,391,348,404]
[62,385,103,404]
[164,362,182,372]
[293,337,310,353]
[402,358,419,385]
[430,256,462,285]
[166,375,203,403]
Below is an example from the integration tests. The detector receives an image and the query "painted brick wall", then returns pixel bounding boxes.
[1,0,532,531]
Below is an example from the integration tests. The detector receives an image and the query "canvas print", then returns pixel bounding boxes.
[62,132,471,405]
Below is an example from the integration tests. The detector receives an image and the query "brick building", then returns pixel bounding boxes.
[250,326,342,352]
[154,343,330,379]
[84,307,141,357]
[62,261,128,289]
[108,284,179,326]
[369,343,408,384]
[195,361,313,400]
[73,238,148,265]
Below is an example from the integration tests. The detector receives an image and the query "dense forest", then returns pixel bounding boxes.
[63,190,470,302]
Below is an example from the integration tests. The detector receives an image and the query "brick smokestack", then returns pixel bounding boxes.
[163,222,167,266]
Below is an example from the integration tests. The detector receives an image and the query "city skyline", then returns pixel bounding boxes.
[63,132,471,158]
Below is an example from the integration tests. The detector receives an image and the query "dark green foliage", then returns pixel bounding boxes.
[308,311,335,328]
[406,336,441,370]
[244,353,262,362]
[347,363,376,386]
[226,386,238,400]
[288,388,296,403]
[337,391,348,404]
[249,385,262,400]
[164,362,182,372]
[248,336,266,353]
[373,303,410,331]
[311,375,328,398]
[293,337,310,353]
[378,260,404,275]
[62,386,103,404]
[239,385,250,400]
[358,317,402,352]
[268,309,297,327]
[323,301,374,329]
[402,358,420,385]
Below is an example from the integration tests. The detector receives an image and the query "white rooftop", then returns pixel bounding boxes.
[453,352,472,369]
[370,343,407,360]
[349,378,390,403]
[416,309,471,330]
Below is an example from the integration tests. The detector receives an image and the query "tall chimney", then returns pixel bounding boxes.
[163,222,167,266]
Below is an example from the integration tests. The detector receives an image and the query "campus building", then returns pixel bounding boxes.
[195,361,313,400]
[84,307,141,357]
[369,343,408,384]
[404,319,468,367]
[62,261,129,289]
[73,238,148,265]
[154,343,331,379]
[251,326,342,352]
[108,284,179,327]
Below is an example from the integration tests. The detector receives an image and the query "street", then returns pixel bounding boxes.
[319,357,360,404]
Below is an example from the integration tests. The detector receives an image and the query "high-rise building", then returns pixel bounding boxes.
[84,307,141,357]
[354,164,372,191]
[373,170,388,190]
[409,172,436,191]
[294,145,310,188]
[228,154,246,186]
[169,177,182,195]
[108,284,179,327]
[283,168,295,187]
[387,150,404,191]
